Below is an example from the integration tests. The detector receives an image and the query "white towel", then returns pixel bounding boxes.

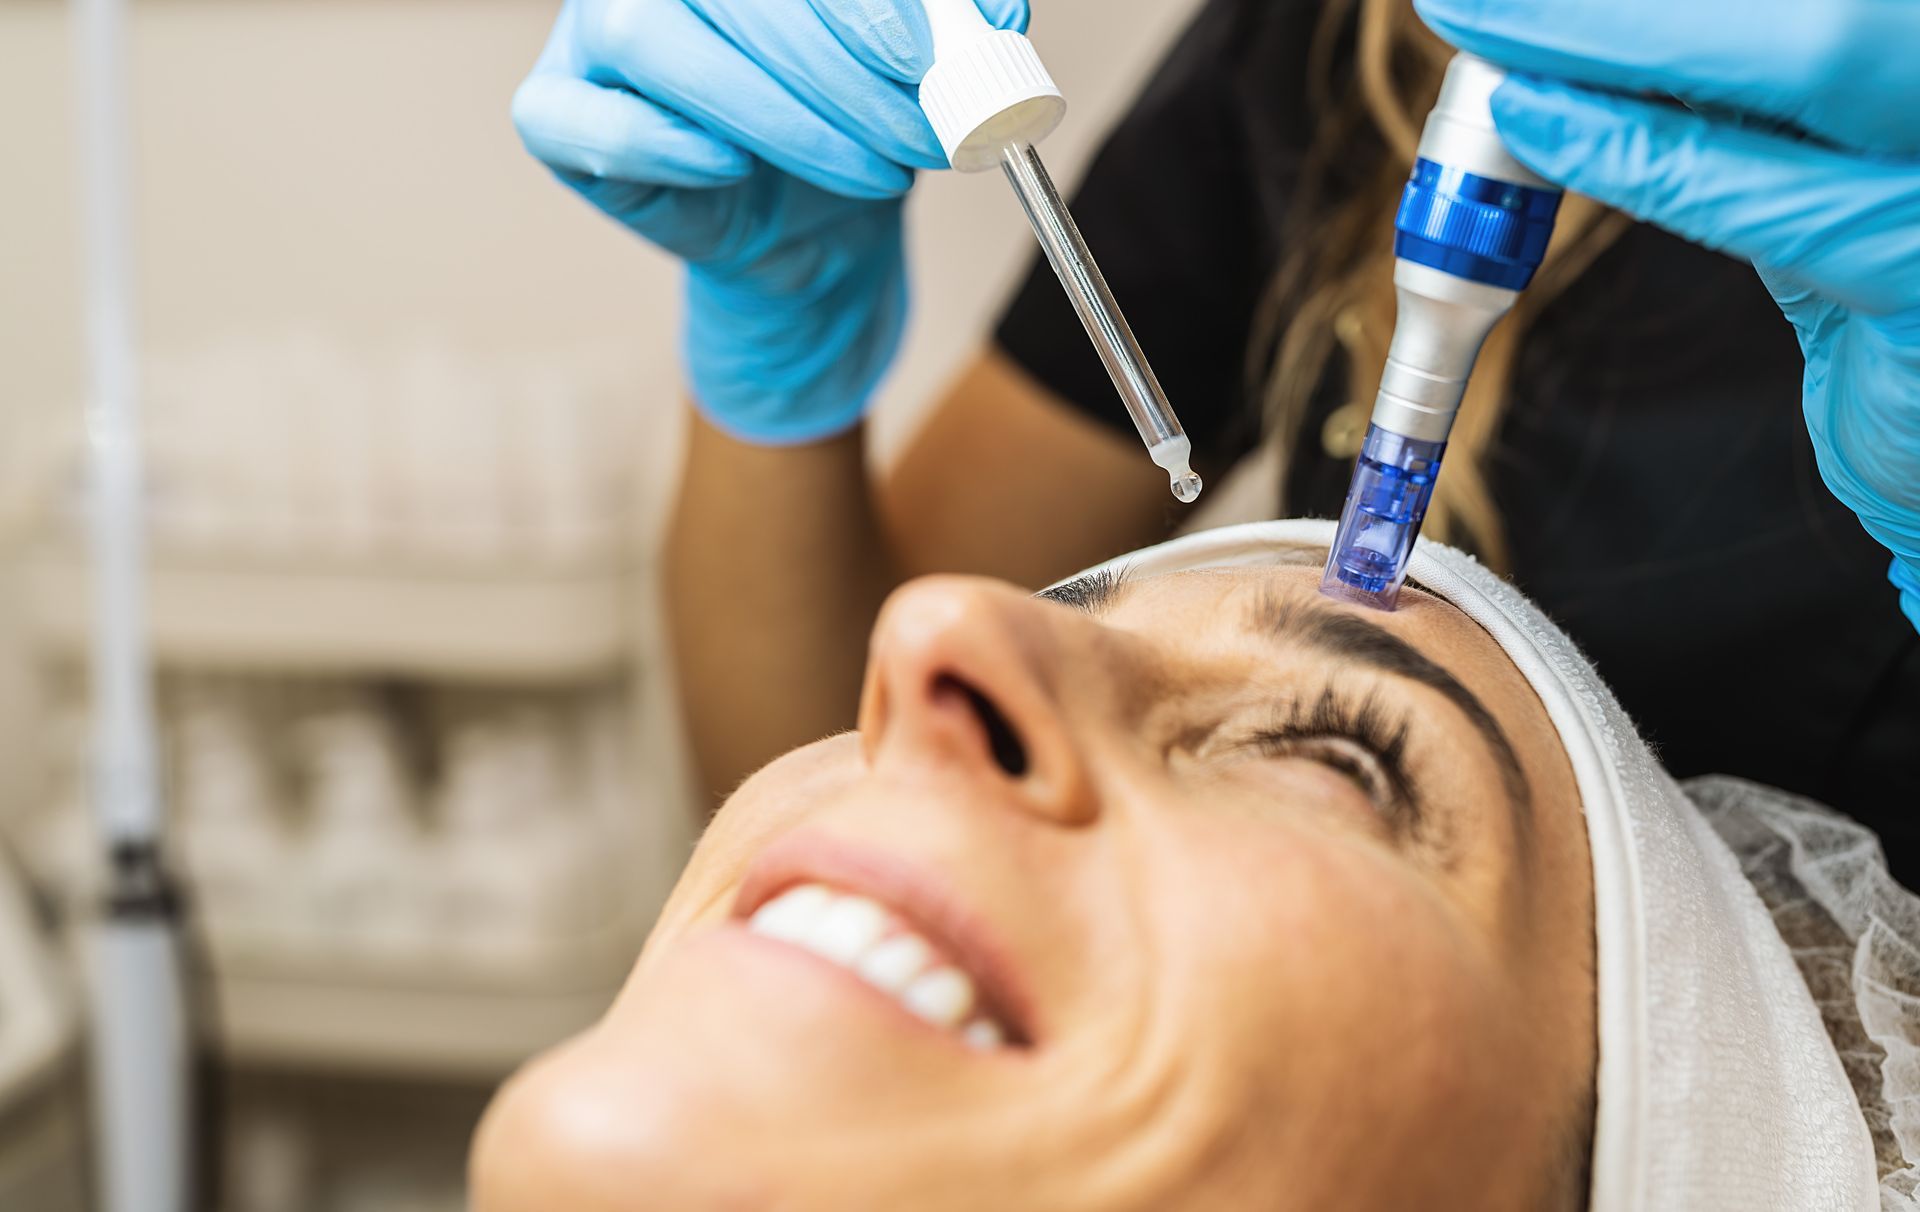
[1063,520,1880,1210]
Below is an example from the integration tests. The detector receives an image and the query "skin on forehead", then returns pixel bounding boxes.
[471,561,1597,1212]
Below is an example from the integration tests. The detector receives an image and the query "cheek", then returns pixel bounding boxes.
[653,736,864,922]
[1158,812,1473,1035]
[1138,811,1522,1190]
[714,733,865,844]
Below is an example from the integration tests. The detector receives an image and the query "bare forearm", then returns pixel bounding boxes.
[665,409,896,806]
[665,350,1171,808]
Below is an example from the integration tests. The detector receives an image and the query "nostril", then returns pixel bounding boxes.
[935,674,1029,778]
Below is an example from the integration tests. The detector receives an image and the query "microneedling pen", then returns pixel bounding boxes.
[917,0,1203,505]
[1321,54,1563,610]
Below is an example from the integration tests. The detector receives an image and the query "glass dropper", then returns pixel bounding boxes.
[915,0,1200,503]
[998,141,1203,504]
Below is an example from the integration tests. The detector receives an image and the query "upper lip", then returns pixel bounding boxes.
[733,830,1040,1046]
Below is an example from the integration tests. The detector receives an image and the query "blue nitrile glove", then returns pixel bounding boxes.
[513,0,1029,444]
[1415,0,1920,630]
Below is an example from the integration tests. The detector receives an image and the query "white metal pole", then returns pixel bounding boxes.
[70,0,192,1206]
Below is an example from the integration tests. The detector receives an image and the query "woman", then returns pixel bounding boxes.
[510,0,1920,862]
[469,522,1913,1210]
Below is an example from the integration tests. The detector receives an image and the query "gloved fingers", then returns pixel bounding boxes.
[1415,0,1920,156]
[977,0,1030,34]
[1488,76,1920,322]
[805,0,935,81]
[1892,560,1920,632]
[804,0,1028,83]
[583,0,913,198]
[1751,263,1835,348]
[802,0,1029,85]
[513,74,753,188]
[1818,325,1920,514]
[532,0,587,77]
[692,0,946,169]
[555,168,673,232]
[593,162,893,272]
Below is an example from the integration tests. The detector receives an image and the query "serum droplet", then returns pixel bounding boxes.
[1171,472,1203,504]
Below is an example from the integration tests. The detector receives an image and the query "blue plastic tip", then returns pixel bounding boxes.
[1321,425,1448,612]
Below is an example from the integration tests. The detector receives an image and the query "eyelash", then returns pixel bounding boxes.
[1249,688,1419,820]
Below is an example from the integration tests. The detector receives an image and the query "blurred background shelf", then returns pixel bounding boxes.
[211,972,615,1077]
[20,549,634,680]
[18,668,686,1072]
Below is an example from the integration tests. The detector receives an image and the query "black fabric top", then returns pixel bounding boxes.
[994,0,1920,878]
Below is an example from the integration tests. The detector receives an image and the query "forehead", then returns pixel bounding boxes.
[1090,565,1497,662]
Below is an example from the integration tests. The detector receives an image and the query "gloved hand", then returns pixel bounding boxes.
[1415,0,1920,630]
[513,0,1029,444]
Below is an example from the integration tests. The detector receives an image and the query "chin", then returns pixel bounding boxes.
[474,929,1007,1212]
[472,1025,788,1212]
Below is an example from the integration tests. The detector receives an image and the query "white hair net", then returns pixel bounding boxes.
[1687,775,1920,1210]
[1063,520,1916,1210]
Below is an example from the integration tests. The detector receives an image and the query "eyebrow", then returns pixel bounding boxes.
[1039,568,1532,812]
[1254,595,1532,812]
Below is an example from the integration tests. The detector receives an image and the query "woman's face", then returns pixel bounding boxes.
[473,561,1595,1212]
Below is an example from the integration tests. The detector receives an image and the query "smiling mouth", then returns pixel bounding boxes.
[746,883,1015,1051]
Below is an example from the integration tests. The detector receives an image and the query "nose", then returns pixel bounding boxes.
[858,577,1098,826]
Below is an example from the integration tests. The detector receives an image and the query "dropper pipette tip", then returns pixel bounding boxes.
[1147,437,1202,505]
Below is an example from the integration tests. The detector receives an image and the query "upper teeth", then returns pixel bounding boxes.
[747,883,1007,1050]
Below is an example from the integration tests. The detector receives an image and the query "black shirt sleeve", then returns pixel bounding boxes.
[992,0,1317,477]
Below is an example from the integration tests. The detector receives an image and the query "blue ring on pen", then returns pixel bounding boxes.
[1393,157,1562,291]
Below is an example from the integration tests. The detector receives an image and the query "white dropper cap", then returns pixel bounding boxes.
[917,0,1066,172]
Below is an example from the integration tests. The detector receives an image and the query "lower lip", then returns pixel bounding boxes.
[702,923,1004,1052]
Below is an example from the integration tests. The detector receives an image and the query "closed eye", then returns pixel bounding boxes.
[1254,732,1402,811]
[1248,688,1420,824]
